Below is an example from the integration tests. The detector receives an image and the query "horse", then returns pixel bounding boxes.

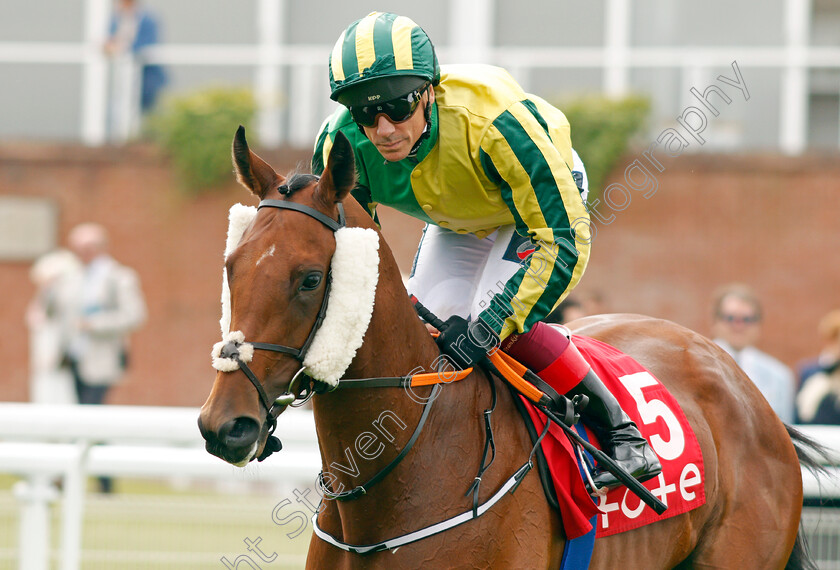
[198,127,816,569]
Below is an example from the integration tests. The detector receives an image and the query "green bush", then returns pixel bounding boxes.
[148,87,257,194]
[557,94,651,201]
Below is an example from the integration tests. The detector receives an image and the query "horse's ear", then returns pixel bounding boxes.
[231,125,284,199]
[318,131,356,203]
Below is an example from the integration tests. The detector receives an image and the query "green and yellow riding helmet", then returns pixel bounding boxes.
[329,12,440,111]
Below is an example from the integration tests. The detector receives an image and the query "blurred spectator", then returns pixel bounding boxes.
[104,0,167,114]
[711,284,795,424]
[55,223,147,492]
[544,296,586,324]
[796,309,840,424]
[57,223,146,405]
[797,309,840,386]
[26,249,81,404]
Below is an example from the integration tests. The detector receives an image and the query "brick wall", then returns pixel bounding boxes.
[577,152,840,378]
[1,144,838,406]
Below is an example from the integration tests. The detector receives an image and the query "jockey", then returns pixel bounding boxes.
[312,11,660,491]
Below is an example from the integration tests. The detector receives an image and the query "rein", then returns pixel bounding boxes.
[317,383,442,501]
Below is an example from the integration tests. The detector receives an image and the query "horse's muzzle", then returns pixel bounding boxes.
[197,415,263,466]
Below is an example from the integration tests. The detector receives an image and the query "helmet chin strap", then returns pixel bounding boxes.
[407,96,434,158]
[407,125,430,158]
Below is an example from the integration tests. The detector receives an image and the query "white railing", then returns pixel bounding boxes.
[797,424,840,498]
[8,39,840,151]
[0,403,319,570]
[1,403,839,570]
[0,0,837,153]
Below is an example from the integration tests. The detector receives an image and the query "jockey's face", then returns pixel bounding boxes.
[362,86,434,162]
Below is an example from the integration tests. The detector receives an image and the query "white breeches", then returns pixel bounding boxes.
[407,149,588,323]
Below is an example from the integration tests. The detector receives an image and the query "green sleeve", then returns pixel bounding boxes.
[475,101,591,339]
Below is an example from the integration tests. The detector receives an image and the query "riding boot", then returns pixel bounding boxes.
[502,321,661,491]
[568,368,662,491]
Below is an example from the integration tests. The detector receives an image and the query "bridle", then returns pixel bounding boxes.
[217,198,346,439]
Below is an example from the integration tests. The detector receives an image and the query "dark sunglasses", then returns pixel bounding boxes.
[349,83,429,127]
[717,313,760,324]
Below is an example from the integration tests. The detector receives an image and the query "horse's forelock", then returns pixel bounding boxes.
[278,172,321,197]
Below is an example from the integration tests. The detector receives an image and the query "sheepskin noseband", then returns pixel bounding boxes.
[211,330,254,372]
[212,202,379,387]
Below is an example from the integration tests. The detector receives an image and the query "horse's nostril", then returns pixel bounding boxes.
[219,417,260,449]
[228,418,254,439]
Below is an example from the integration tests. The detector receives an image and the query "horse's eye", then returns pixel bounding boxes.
[300,272,322,291]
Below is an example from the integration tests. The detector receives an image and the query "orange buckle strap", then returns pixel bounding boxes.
[407,329,474,387]
[488,350,546,405]
[409,367,473,387]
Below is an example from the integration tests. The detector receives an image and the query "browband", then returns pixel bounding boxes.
[258,199,346,231]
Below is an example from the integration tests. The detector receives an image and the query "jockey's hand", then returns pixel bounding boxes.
[424,322,440,335]
[435,315,500,370]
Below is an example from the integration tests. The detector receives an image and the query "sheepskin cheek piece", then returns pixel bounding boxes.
[212,203,380,387]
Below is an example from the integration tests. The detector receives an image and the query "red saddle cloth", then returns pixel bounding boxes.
[519,334,706,539]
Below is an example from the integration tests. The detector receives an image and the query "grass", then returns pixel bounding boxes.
[0,474,313,569]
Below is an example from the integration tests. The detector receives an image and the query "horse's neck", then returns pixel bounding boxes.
[310,230,445,479]
[346,235,441,381]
